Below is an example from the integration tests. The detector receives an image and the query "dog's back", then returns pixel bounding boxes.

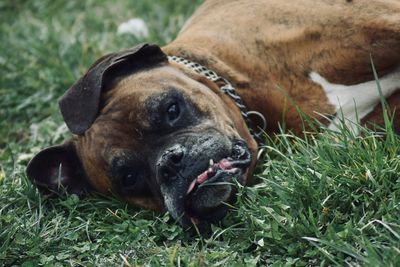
[165,0,400,133]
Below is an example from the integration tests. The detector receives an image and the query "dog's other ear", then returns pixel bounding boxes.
[59,43,167,135]
[26,141,90,195]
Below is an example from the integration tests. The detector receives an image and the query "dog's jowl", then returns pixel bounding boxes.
[27,0,400,231]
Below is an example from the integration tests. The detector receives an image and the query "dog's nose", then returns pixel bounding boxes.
[157,144,186,183]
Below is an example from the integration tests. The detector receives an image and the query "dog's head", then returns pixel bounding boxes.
[27,44,258,231]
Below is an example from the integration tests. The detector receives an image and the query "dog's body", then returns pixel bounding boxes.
[27,0,400,230]
[165,0,400,134]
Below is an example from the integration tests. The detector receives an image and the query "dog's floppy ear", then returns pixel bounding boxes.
[26,141,90,195]
[59,43,167,135]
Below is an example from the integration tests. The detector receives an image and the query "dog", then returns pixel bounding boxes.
[26,0,400,231]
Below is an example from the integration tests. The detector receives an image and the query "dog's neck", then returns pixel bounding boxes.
[167,55,266,143]
[162,45,251,87]
[165,52,266,143]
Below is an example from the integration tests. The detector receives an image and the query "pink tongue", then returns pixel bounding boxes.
[196,159,233,184]
[196,171,209,184]
[186,159,234,195]
[218,159,233,169]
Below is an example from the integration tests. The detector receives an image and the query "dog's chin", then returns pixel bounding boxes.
[182,170,239,231]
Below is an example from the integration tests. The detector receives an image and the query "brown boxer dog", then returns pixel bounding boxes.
[27,0,400,231]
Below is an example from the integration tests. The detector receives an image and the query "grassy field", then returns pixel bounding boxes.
[1,1,399,266]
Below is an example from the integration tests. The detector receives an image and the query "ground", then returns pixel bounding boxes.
[0,1,399,266]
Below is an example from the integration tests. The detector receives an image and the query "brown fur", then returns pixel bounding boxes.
[164,0,400,135]
[28,0,400,215]
[79,0,400,209]
[74,66,257,210]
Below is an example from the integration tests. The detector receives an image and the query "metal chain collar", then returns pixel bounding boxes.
[168,55,266,144]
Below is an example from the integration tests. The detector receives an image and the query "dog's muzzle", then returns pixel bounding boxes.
[156,134,252,232]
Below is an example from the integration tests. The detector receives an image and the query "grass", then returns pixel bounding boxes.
[0,0,399,266]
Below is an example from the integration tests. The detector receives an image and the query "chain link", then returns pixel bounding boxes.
[168,55,264,144]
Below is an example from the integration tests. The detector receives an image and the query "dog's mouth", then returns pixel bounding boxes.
[183,141,251,229]
[158,139,252,232]
[185,158,239,196]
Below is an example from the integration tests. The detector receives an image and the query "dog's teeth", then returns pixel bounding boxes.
[186,180,196,195]
[209,159,214,166]
[208,168,213,173]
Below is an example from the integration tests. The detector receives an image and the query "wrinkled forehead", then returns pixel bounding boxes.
[106,65,210,98]
[102,65,220,120]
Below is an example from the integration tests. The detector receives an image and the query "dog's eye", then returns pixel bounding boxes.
[111,157,152,196]
[166,103,180,122]
[121,172,138,187]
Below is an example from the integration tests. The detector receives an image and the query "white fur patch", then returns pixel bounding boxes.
[310,69,400,133]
